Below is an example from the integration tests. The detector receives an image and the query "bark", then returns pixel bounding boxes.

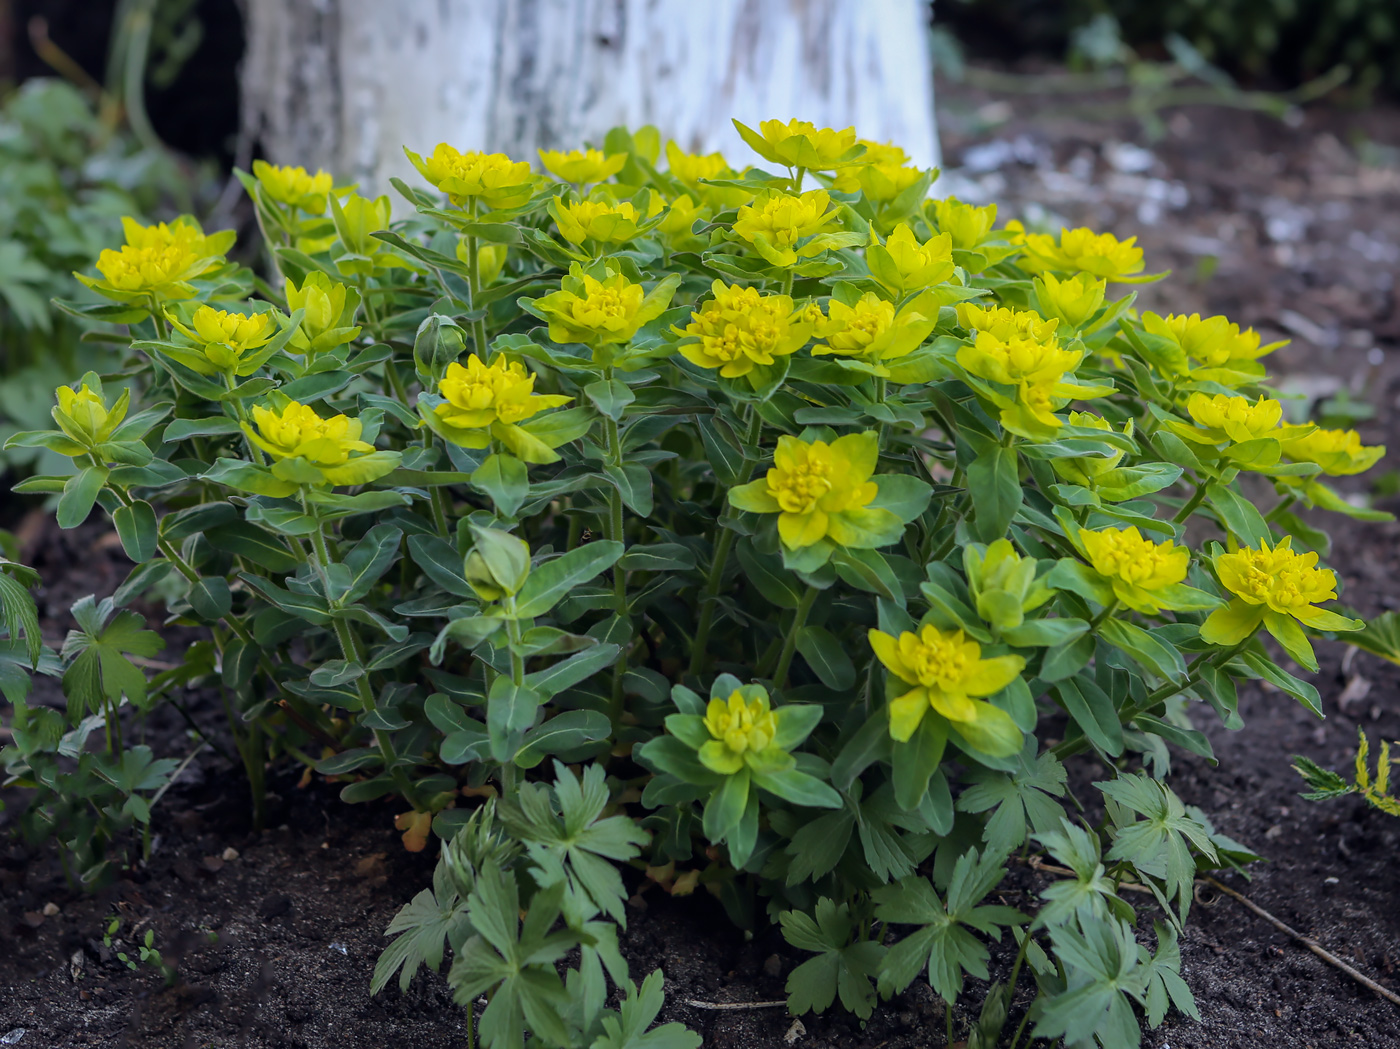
[240,0,939,191]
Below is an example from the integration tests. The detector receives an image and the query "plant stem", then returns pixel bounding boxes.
[1172,480,1209,524]
[771,585,818,690]
[688,409,764,678]
[466,199,489,357]
[1088,600,1119,630]
[781,268,794,297]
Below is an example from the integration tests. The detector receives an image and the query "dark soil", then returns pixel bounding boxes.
[4,77,1400,1049]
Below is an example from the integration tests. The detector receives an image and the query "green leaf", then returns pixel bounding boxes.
[514,542,624,618]
[513,709,612,768]
[584,379,635,421]
[1206,482,1272,545]
[112,499,158,563]
[524,643,622,699]
[603,463,654,516]
[340,524,403,603]
[57,465,109,529]
[1098,617,1187,684]
[61,596,164,719]
[735,539,802,609]
[956,748,1068,855]
[472,453,530,517]
[966,438,1021,542]
[794,625,855,689]
[780,899,886,1019]
[187,577,233,621]
[1054,675,1124,756]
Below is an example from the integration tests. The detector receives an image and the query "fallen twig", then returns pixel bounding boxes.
[683,999,787,1011]
[1200,876,1400,1009]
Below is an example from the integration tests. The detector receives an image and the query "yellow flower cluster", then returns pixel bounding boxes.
[538,148,626,184]
[1079,526,1189,614]
[244,400,399,487]
[1019,226,1145,281]
[700,689,780,774]
[868,625,1024,756]
[729,432,899,551]
[167,306,277,375]
[1281,427,1385,476]
[678,280,812,379]
[252,160,333,212]
[405,143,535,210]
[1141,312,1282,378]
[735,118,858,171]
[86,217,231,299]
[733,189,841,267]
[429,354,571,452]
[813,291,938,375]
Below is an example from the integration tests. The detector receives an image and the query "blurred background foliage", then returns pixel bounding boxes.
[940,0,1400,99]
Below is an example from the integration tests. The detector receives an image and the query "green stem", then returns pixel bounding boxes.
[781,268,794,297]
[1172,480,1209,524]
[223,372,266,465]
[1051,638,1250,760]
[1266,493,1297,523]
[1089,600,1119,631]
[466,199,489,357]
[873,376,888,449]
[771,585,818,689]
[689,410,764,678]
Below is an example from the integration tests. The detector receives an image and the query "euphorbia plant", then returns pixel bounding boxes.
[6,116,1386,1048]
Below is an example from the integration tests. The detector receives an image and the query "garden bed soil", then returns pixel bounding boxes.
[3,80,1400,1048]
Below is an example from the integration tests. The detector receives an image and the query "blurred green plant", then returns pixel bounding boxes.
[0,77,199,477]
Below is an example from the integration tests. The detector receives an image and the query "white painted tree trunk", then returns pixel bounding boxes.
[240,0,940,193]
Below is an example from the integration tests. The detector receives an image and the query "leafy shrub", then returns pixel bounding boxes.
[3,118,1387,1046]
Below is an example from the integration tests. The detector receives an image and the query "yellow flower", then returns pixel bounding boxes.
[1202,538,1362,666]
[727,432,902,551]
[551,197,645,244]
[1281,428,1385,476]
[677,280,813,380]
[83,217,232,300]
[1020,227,1145,281]
[666,141,730,187]
[699,689,782,775]
[955,305,1102,434]
[1141,312,1284,378]
[530,263,681,351]
[1051,412,1127,486]
[734,118,858,170]
[1182,393,1282,445]
[251,160,333,212]
[166,306,278,375]
[813,290,938,375]
[426,355,572,456]
[284,272,361,355]
[928,198,998,250]
[867,625,1024,755]
[1034,272,1107,331]
[665,142,751,209]
[655,193,711,246]
[868,223,954,295]
[964,539,1054,631]
[830,139,912,192]
[53,383,126,446]
[1078,526,1190,614]
[404,143,535,210]
[537,147,626,184]
[244,400,399,487]
[732,189,842,267]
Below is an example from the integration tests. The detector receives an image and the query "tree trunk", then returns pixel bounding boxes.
[239,0,939,192]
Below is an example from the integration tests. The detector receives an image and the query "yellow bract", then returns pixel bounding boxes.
[1216,538,1336,619]
[553,198,644,244]
[434,355,570,434]
[929,198,998,250]
[1280,427,1385,476]
[252,160,333,211]
[53,384,119,445]
[243,400,398,487]
[537,148,626,184]
[813,290,938,375]
[1035,272,1107,331]
[736,118,858,170]
[1079,526,1189,614]
[867,625,1024,755]
[728,431,901,551]
[1184,393,1282,445]
[284,272,361,355]
[703,689,778,767]
[88,217,230,299]
[1142,312,1281,378]
[178,306,276,372]
[1201,538,1362,665]
[1020,227,1145,281]
[869,223,954,295]
[406,144,535,210]
[732,189,841,267]
[678,280,812,379]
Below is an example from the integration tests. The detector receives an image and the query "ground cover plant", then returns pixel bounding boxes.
[1,117,1389,1047]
